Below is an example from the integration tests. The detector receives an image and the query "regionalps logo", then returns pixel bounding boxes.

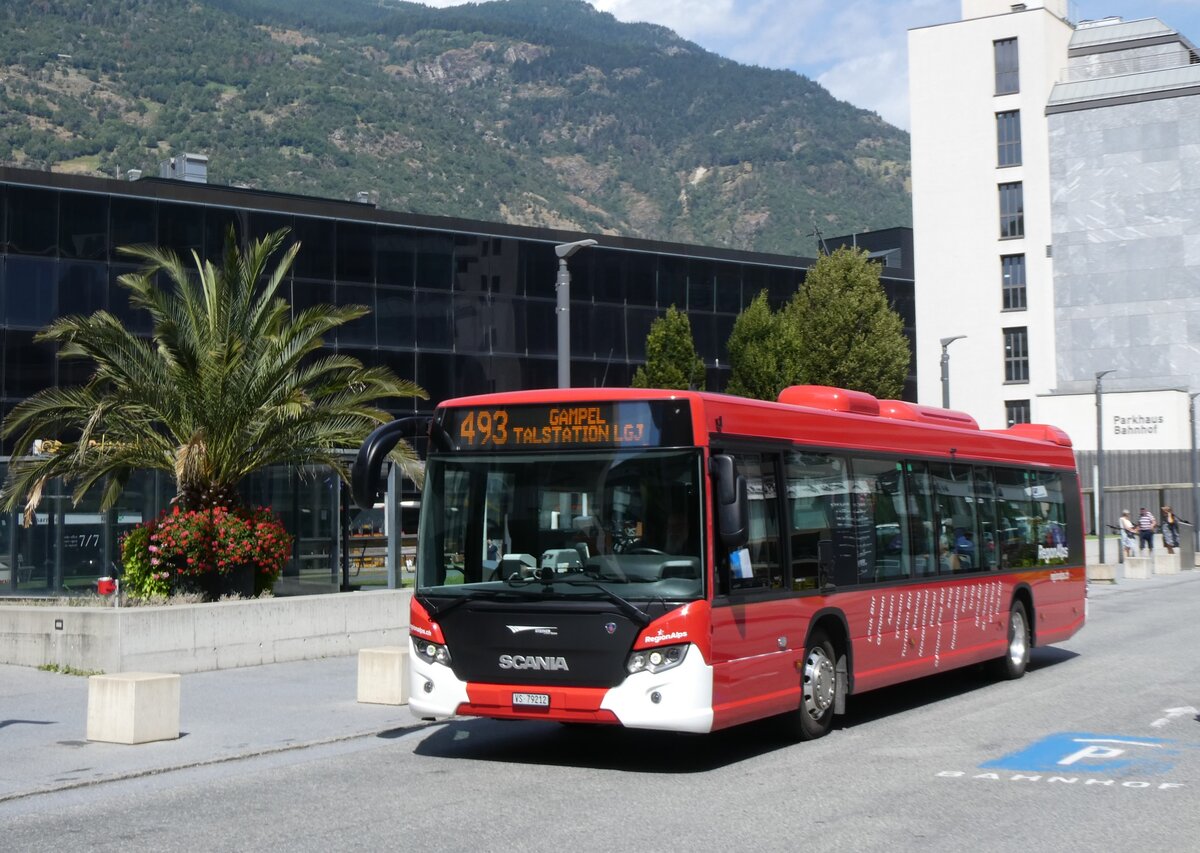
[643,629,688,645]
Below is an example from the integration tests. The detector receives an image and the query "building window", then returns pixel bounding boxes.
[999,182,1024,239]
[994,38,1019,94]
[996,110,1022,166]
[1003,327,1029,383]
[1005,400,1031,427]
[1001,254,1026,310]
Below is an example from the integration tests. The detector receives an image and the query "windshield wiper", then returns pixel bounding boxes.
[424,580,652,628]
[560,580,651,627]
[422,587,538,619]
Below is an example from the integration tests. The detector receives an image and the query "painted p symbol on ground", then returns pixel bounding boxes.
[981,732,1182,777]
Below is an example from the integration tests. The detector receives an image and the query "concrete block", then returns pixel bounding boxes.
[1087,563,1116,584]
[358,646,410,705]
[87,672,181,744]
[1154,552,1182,575]
[1124,556,1154,579]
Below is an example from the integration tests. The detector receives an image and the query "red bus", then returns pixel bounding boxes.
[353,385,1086,739]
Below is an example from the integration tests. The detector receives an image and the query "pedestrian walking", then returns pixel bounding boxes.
[1137,507,1157,555]
[1160,505,1180,554]
[1119,509,1136,557]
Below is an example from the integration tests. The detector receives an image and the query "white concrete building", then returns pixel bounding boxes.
[910,1,1200,451]
[910,0,1073,430]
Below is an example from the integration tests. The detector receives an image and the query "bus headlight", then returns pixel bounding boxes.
[414,637,452,666]
[626,644,687,674]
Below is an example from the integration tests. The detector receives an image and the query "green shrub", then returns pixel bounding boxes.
[120,523,171,598]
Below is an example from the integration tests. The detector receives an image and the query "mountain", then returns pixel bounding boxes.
[0,0,910,255]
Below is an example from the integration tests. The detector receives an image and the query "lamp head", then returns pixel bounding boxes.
[555,238,598,259]
[939,334,967,348]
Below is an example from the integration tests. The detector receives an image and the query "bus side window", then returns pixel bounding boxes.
[720,452,783,593]
[929,463,977,574]
[973,467,1000,570]
[994,468,1037,568]
[904,462,939,577]
[1030,470,1068,563]
[850,458,909,582]
[785,451,855,590]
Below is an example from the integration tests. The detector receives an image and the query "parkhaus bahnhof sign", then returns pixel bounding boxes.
[1036,389,1192,452]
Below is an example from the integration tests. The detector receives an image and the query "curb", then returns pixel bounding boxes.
[0,720,435,805]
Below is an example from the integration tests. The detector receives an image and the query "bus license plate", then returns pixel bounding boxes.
[512,692,550,707]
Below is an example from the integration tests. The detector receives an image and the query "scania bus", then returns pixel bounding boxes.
[352,385,1086,739]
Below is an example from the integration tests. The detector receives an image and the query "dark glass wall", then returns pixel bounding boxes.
[0,170,916,594]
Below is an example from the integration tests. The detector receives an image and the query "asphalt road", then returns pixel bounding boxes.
[3,575,1198,852]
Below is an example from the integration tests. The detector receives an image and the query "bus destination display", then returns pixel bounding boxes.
[442,401,692,451]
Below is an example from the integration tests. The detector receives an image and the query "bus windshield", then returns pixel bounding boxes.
[417,449,705,601]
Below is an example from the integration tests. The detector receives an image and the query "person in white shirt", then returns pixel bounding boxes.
[1118,510,1136,557]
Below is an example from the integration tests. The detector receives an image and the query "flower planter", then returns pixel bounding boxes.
[124,506,292,601]
[176,564,256,601]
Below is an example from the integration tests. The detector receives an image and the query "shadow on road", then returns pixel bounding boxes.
[412,715,793,772]
[0,720,55,732]
[838,646,1078,729]
[409,646,1080,772]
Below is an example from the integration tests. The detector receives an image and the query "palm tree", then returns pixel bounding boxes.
[1,227,426,522]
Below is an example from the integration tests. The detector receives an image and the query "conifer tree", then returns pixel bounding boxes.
[784,246,909,400]
[632,305,706,391]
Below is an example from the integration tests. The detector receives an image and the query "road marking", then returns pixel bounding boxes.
[936,771,1185,790]
[980,732,1185,776]
[1151,706,1198,729]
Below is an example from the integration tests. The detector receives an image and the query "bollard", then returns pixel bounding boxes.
[1124,556,1154,579]
[357,646,410,705]
[1153,552,1181,575]
[87,672,181,744]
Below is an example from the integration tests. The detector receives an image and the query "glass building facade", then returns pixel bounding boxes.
[0,166,916,596]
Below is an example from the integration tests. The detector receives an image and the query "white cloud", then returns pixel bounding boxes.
[407,1,1200,131]
[590,0,956,129]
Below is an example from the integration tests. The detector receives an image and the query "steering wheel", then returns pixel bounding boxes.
[624,546,666,555]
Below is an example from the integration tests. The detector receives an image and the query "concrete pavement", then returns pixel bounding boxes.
[1,567,1195,805]
[0,654,422,803]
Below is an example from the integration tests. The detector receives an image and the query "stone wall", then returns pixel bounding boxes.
[1049,94,1200,396]
[0,590,412,673]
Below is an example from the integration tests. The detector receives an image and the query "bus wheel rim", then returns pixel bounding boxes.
[1008,609,1028,667]
[803,646,835,720]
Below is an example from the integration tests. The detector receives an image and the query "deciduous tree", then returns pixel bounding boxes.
[725,247,909,400]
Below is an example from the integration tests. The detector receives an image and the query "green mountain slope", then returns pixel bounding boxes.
[0,0,910,254]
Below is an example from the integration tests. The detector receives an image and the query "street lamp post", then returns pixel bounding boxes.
[1190,392,1200,550]
[939,335,966,409]
[1095,369,1115,564]
[554,239,597,389]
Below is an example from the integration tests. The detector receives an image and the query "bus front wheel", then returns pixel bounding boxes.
[791,629,836,740]
[992,600,1030,680]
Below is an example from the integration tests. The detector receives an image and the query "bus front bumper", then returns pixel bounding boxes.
[408,642,714,734]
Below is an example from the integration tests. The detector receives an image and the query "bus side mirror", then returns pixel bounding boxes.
[352,416,434,509]
[710,455,749,550]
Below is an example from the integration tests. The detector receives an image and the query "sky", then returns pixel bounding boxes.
[415,1,1200,130]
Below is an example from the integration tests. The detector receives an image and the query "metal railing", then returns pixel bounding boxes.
[1061,50,1198,83]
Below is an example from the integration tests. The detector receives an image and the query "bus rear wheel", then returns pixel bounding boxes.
[992,600,1030,680]
[787,629,836,740]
